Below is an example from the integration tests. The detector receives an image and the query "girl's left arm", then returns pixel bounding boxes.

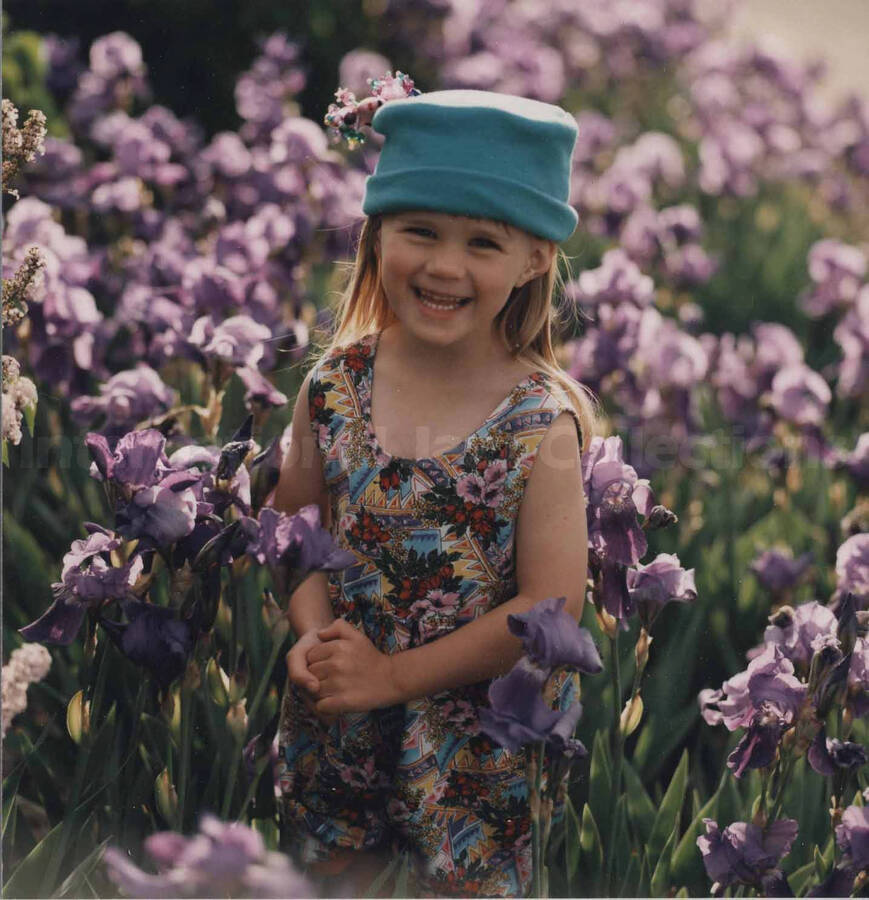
[307,412,588,714]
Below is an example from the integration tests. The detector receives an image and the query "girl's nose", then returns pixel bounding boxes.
[424,243,466,280]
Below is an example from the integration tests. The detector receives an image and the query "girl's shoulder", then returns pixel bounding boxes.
[308,332,378,382]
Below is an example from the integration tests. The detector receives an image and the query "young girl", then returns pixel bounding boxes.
[273,87,598,898]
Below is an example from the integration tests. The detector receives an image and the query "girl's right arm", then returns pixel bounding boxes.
[272,370,335,693]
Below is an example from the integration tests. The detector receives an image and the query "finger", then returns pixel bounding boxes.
[305,643,332,664]
[288,657,320,693]
[308,660,328,679]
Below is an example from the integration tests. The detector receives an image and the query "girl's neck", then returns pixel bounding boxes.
[381,324,518,383]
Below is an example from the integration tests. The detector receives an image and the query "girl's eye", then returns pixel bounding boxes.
[405,227,435,238]
[471,237,502,250]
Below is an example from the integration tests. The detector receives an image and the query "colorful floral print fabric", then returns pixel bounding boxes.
[277,330,583,897]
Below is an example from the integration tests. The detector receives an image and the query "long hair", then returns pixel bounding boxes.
[306,215,602,451]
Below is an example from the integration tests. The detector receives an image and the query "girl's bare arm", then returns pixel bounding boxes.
[272,370,335,635]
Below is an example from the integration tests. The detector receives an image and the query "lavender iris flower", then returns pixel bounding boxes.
[189,314,271,369]
[749,549,813,593]
[697,818,798,896]
[507,596,603,673]
[836,534,869,607]
[833,286,869,400]
[753,601,837,669]
[765,364,832,428]
[116,469,199,547]
[70,365,175,433]
[100,597,194,689]
[246,505,356,597]
[235,367,288,412]
[625,552,697,628]
[566,248,655,308]
[801,239,866,318]
[848,636,869,717]
[835,433,869,489]
[86,428,170,486]
[582,435,655,568]
[20,526,143,645]
[479,658,587,756]
[699,643,807,731]
[103,813,313,898]
[836,797,869,872]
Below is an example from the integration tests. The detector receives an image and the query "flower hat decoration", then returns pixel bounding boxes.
[323,71,419,148]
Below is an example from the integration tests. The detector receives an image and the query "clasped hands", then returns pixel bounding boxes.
[286,619,402,724]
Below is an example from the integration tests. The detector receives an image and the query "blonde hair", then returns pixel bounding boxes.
[307,215,602,452]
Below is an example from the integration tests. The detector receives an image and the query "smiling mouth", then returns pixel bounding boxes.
[414,287,472,310]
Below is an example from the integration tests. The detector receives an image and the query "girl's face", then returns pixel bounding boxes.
[377,211,555,356]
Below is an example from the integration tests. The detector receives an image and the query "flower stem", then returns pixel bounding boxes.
[768,753,796,824]
[38,639,111,895]
[529,742,545,899]
[221,736,243,819]
[247,635,284,728]
[177,682,193,830]
[606,632,625,894]
[228,571,239,675]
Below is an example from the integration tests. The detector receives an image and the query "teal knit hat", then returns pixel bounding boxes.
[361,90,579,242]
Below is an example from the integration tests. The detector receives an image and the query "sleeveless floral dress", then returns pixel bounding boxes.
[277,330,583,898]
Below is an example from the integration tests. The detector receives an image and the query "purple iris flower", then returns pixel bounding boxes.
[479,658,587,756]
[104,813,313,898]
[246,505,355,597]
[100,597,194,689]
[86,428,170,487]
[166,442,251,519]
[116,469,199,547]
[593,554,634,625]
[752,601,837,669]
[748,549,813,593]
[726,703,787,778]
[697,818,798,896]
[70,365,175,433]
[834,433,869,489]
[807,727,867,776]
[699,643,807,731]
[19,526,144,645]
[833,286,869,400]
[836,798,869,872]
[507,596,603,673]
[765,364,832,428]
[848,637,869,717]
[235,367,288,412]
[801,239,866,318]
[566,248,655,309]
[836,534,869,608]
[625,553,696,628]
[582,435,655,568]
[189,314,271,369]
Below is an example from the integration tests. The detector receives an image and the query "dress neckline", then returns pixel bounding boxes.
[364,329,546,464]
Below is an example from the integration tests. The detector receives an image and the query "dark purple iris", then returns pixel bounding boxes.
[246,505,356,597]
[478,658,587,756]
[507,596,602,673]
[697,818,798,895]
[100,597,194,689]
